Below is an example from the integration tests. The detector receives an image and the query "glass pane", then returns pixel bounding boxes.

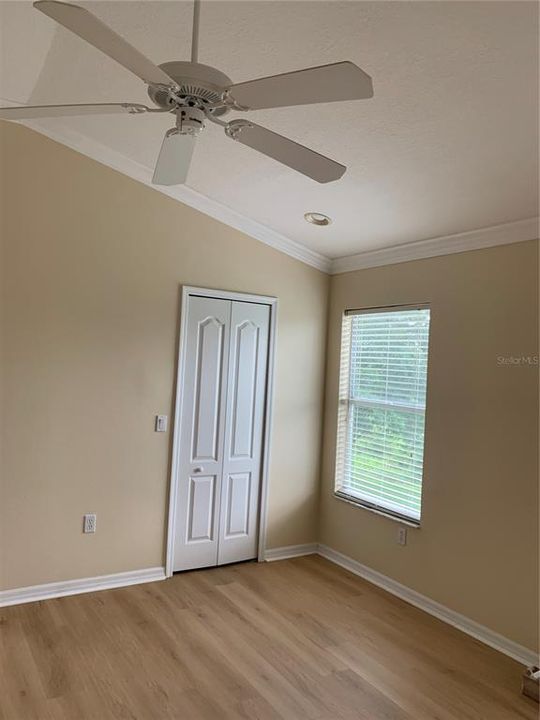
[343,405,425,517]
[349,309,430,407]
[337,307,431,521]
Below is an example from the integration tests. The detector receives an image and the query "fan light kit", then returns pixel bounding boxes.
[0,0,374,186]
[304,212,332,226]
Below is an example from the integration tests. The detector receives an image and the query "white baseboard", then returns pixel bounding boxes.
[264,543,319,561]
[318,544,537,667]
[2,547,536,668]
[0,566,166,607]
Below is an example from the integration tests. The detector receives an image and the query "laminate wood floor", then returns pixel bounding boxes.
[0,555,536,720]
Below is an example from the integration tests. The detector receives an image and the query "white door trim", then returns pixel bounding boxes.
[165,286,278,576]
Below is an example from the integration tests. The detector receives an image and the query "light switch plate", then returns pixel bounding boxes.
[397,526,407,546]
[155,415,168,432]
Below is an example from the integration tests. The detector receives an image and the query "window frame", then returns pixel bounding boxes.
[334,303,431,527]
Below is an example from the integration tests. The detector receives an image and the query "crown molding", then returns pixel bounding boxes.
[18,119,332,274]
[6,115,537,277]
[330,217,539,274]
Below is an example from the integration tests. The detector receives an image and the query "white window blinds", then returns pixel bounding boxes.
[335,306,431,523]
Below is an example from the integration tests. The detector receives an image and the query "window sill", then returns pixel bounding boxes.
[333,492,421,528]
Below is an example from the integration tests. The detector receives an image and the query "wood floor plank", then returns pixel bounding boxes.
[0,556,535,719]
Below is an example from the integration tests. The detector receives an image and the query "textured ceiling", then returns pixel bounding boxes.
[1,1,538,260]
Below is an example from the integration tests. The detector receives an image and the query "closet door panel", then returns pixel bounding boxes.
[218,301,270,565]
[173,296,231,571]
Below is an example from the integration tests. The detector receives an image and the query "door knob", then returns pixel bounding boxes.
[193,466,204,473]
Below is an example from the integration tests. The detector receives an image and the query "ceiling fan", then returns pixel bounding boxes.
[0,0,374,185]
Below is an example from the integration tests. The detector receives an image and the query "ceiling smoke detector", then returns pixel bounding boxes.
[304,212,332,226]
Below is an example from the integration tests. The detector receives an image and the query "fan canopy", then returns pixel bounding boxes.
[147,62,233,118]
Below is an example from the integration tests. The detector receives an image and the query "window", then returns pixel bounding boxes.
[335,305,431,524]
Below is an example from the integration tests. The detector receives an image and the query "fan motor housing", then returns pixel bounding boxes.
[148,61,232,116]
[176,106,206,135]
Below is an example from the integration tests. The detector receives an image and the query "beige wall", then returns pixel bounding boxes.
[0,121,328,590]
[1,120,538,655]
[320,240,539,652]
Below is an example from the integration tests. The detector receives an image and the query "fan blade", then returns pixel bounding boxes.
[225,61,373,110]
[34,1,177,87]
[0,103,149,119]
[225,120,345,183]
[152,130,195,186]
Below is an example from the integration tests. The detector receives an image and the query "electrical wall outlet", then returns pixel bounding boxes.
[397,526,407,546]
[83,513,97,534]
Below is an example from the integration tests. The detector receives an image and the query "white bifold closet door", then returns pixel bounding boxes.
[173,295,270,572]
